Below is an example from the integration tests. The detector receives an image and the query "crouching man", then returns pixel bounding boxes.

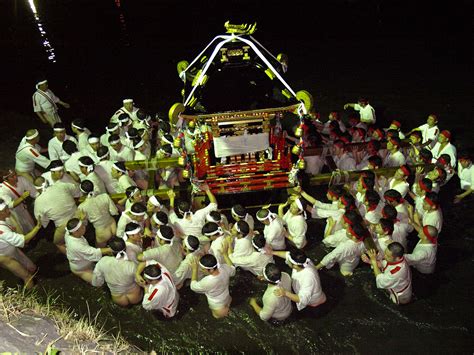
[92,237,142,307]
[140,262,179,318]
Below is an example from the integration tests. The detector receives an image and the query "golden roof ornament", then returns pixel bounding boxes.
[224,21,257,35]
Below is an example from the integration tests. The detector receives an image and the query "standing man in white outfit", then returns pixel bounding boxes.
[344,97,376,125]
[32,79,70,127]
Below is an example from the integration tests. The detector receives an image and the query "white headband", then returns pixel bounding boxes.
[36,80,48,88]
[88,137,100,144]
[50,165,64,172]
[106,123,119,132]
[25,130,39,140]
[115,250,128,260]
[231,206,246,219]
[203,227,223,237]
[144,273,162,280]
[287,253,311,267]
[0,202,8,211]
[148,195,161,208]
[184,236,197,251]
[123,99,133,104]
[129,209,146,217]
[199,260,219,270]
[35,179,49,192]
[134,139,145,149]
[262,266,280,284]
[125,225,141,235]
[156,228,173,241]
[79,184,95,197]
[67,220,82,233]
[78,160,94,172]
[71,123,84,130]
[161,136,174,145]
[251,238,265,253]
[53,127,65,132]
[152,213,166,226]
[109,138,121,145]
[256,211,276,222]
[206,213,221,223]
[113,163,126,174]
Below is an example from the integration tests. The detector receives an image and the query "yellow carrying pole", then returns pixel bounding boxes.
[124,157,180,171]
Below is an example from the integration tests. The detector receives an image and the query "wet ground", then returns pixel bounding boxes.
[1,0,473,353]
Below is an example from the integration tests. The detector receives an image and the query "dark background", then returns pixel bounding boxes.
[0,0,473,353]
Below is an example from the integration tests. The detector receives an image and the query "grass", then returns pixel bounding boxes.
[0,282,141,353]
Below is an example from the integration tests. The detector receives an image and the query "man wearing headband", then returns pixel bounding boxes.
[130,137,150,190]
[77,180,118,247]
[33,175,80,254]
[94,146,117,194]
[249,263,292,322]
[408,178,432,217]
[322,111,346,135]
[118,186,144,212]
[47,123,78,161]
[64,217,112,283]
[256,208,286,251]
[62,140,82,182]
[366,242,412,305]
[278,197,308,249]
[323,210,363,249]
[116,202,149,239]
[331,140,356,171]
[436,154,455,186]
[381,204,411,251]
[316,222,368,276]
[146,194,169,216]
[0,198,42,289]
[80,134,101,164]
[430,130,457,169]
[32,79,69,127]
[122,222,144,264]
[0,168,37,234]
[92,237,142,307]
[356,140,383,170]
[230,204,255,231]
[386,120,405,139]
[108,134,135,162]
[111,161,137,194]
[111,98,139,124]
[70,119,91,152]
[384,189,410,225]
[405,224,438,274]
[344,97,376,125]
[385,165,411,198]
[454,155,474,203]
[167,183,218,238]
[190,248,236,319]
[141,262,179,317]
[272,249,326,311]
[228,220,253,263]
[41,159,76,186]
[413,191,443,233]
[78,156,106,194]
[15,129,51,181]
[203,222,229,265]
[362,190,382,226]
[383,137,406,168]
[133,109,152,131]
[136,225,182,277]
[425,165,445,193]
[371,218,395,255]
[225,233,273,278]
[173,235,205,289]
[100,122,123,148]
[405,113,439,149]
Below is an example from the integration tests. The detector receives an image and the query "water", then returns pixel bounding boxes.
[1,0,473,353]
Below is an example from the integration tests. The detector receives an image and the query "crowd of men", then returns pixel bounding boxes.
[1,83,473,322]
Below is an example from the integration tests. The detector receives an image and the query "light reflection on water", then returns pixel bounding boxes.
[27,0,56,63]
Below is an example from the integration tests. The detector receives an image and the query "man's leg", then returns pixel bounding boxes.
[53,225,67,254]
[0,255,35,289]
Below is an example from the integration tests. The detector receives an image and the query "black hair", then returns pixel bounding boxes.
[252,234,266,249]
[160,144,172,155]
[79,156,94,166]
[143,264,161,279]
[232,204,246,218]
[202,222,219,236]
[289,249,308,264]
[236,220,250,236]
[199,254,218,269]
[208,211,222,222]
[125,222,141,233]
[388,242,405,258]
[361,176,375,190]
[66,218,80,232]
[136,109,148,120]
[343,209,363,225]
[97,146,109,159]
[130,202,146,214]
[368,155,383,168]
[72,119,85,130]
[53,122,65,130]
[153,211,168,225]
[365,189,381,207]
[62,140,78,155]
[118,112,130,121]
[108,237,126,253]
[425,191,439,206]
[328,185,344,198]
[419,148,433,162]
[384,189,403,202]
[264,263,282,284]
[420,178,433,191]
[80,179,94,193]
[382,204,398,220]
[158,225,174,241]
[127,127,138,139]
[108,134,121,144]
[125,186,139,198]
[48,159,64,171]
[379,218,394,235]
[177,200,191,215]
[185,235,200,251]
